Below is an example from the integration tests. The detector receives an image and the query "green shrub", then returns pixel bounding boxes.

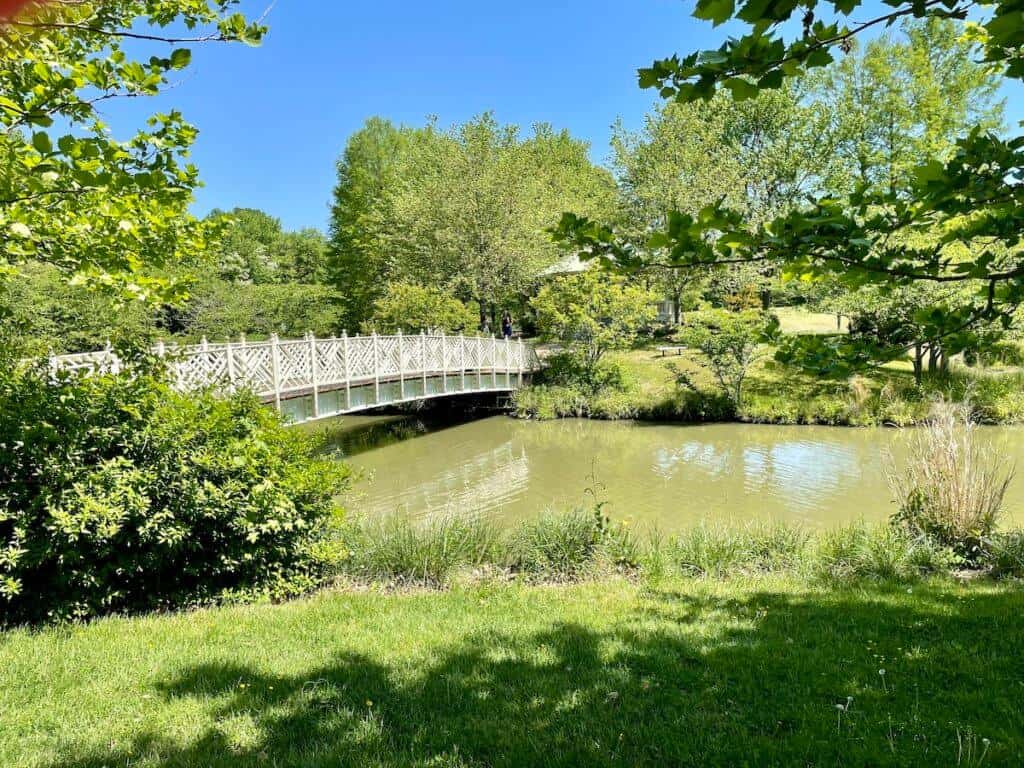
[512,384,589,419]
[0,359,350,625]
[974,340,1024,368]
[362,282,477,334]
[163,279,347,341]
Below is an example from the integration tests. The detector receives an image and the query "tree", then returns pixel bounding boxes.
[1,261,158,354]
[809,19,1004,197]
[556,7,1024,378]
[327,117,407,327]
[206,208,284,284]
[0,2,265,304]
[364,282,477,334]
[204,209,329,285]
[279,229,329,284]
[161,278,345,340]
[827,282,998,384]
[612,83,839,314]
[346,113,619,331]
[681,310,773,408]
[532,271,656,378]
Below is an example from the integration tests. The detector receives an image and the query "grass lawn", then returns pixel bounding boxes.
[770,307,850,335]
[3,575,1023,767]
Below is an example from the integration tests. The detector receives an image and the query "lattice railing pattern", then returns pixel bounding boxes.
[49,333,538,415]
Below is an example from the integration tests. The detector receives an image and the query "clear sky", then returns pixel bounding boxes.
[103,1,1024,232]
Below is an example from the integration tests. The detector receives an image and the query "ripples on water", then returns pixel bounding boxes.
[321,415,1023,530]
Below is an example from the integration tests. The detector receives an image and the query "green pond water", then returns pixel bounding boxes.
[318,415,1024,530]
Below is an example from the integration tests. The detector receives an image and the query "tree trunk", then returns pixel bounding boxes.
[913,343,924,385]
[672,289,682,325]
[478,300,488,333]
[928,344,939,374]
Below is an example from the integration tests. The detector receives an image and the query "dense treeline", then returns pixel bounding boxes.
[2,17,1010,363]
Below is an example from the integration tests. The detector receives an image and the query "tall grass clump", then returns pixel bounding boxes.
[985,531,1024,578]
[886,400,1014,561]
[505,506,639,577]
[810,522,956,581]
[667,522,811,576]
[342,514,500,586]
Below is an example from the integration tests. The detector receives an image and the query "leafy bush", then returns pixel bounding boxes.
[533,271,656,378]
[363,282,478,334]
[0,360,350,624]
[678,310,774,408]
[1,261,158,355]
[163,278,346,340]
[886,401,1014,560]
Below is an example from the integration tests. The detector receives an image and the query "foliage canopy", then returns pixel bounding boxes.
[556,5,1024,377]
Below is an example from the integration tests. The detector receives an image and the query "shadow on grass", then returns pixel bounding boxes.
[44,582,1024,767]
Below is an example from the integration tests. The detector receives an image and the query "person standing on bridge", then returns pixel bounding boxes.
[502,311,514,339]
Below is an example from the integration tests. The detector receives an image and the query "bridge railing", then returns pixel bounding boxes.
[48,332,539,415]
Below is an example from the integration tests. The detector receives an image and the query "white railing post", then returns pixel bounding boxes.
[421,330,428,394]
[460,333,466,392]
[491,334,497,388]
[342,330,351,411]
[372,331,381,404]
[503,335,511,387]
[270,333,282,412]
[477,336,483,391]
[440,330,447,393]
[397,329,405,401]
[225,338,236,391]
[105,340,120,375]
[518,337,524,386]
[308,331,319,419]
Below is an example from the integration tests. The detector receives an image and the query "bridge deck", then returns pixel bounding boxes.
[50,332,539,425]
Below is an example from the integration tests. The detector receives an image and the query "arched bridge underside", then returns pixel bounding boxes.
[52,333,539,425]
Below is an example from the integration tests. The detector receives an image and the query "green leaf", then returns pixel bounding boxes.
[694,0,736,26]
[32,132,52,155]
[723,78,759,100]
[169,49,192,70]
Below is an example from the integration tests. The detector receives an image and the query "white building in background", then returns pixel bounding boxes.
[540,253,678,324]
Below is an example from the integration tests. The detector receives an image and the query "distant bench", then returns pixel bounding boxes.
[656,346,686,357]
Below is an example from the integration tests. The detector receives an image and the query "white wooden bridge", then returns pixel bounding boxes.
[51,332,539,424]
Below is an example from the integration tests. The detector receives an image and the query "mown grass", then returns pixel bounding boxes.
[2,569,1023,767]
[514,346,1024,426]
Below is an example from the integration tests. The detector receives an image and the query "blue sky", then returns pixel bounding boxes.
[104,1,1024,232]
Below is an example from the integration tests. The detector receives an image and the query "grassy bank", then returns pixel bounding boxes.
[3,570,1023,767]
[513,346,1024,425]
[336,511,1024,586]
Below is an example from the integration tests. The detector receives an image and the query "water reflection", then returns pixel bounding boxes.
[318,415,1023,530]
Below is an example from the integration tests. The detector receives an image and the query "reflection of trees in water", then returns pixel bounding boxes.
[654,436,864,496]
[360,441,531,522]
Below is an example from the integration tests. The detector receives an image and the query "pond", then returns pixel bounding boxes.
[319,415,1024,530]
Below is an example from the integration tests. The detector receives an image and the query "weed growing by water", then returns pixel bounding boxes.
[887,400,1015,561]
